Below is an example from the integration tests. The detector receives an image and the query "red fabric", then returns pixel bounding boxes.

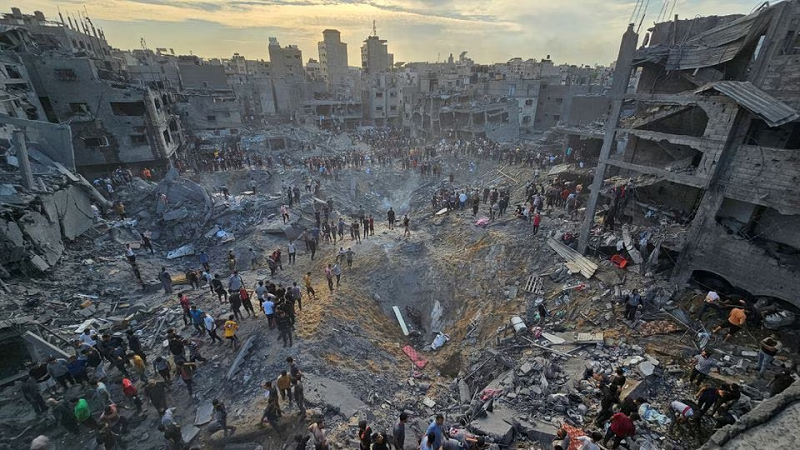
[121,378,137,397]
[402,345,428,369]
[180,295,190,311]
[560,424,585,450]
[610,413,635,437]
[239,287,249,301]
[533,215,541,226]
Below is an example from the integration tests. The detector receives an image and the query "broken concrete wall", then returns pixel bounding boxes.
[681,219,800,307]
[725,144,800,215]
[0,183,94,275]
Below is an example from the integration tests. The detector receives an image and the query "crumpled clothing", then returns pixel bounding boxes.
[638,403,671,425]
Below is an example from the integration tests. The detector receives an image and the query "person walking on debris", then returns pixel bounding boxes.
[140,232,154,254]
[277,309,293,347]
[262,293,276,329]
[332,262,342,287]
[179,293,191,327]
[711,383,740,416]
[711,306,746,342]
[689,350,719,386]
[369,215,375,236]
[387,207,396,230]
[240,286,256,318]
[426,414,444,450]
[204,312,223,344]
[325,264,334,292]
[402,215,411,238]
[668,399,696,433]
[346,248,355,269]
[159,267,173,294]
[623,289,642,322]
[212,275,227,303]
[208,399,236,437]
[358,420,372,450]
[594,383,620,426]
[304,272,316,299]
[126,330,147,363]
[756,334,782,378]
[223,315,240,349]
[532,212,541,235]
[288,241,297,265]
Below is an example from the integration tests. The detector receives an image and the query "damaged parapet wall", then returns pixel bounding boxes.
[0,183,94,275]
[700,381,800,449]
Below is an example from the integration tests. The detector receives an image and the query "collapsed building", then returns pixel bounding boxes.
[577,1,800,314]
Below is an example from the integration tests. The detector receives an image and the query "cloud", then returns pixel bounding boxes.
[20,0,760,65]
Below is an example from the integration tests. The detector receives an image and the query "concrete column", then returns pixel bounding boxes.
[12,129,34,190]
[577,24,639,254]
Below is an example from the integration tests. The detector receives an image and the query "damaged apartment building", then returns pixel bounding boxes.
[0,7,184,175]
[578,0,800,312]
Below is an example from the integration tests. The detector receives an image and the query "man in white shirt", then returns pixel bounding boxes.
[575,431,602,450]
[79,329,97,346]
[698,291,724,320]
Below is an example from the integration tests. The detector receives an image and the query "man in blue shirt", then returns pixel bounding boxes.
[426,414,444,450]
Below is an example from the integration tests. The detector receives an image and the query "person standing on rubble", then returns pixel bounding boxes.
[153,356,171,382]
[159,267,173,294]
[144,379,168,414]
[426,414,444,450]
[594,383,620,426]
[388,208,396,230]
[249,248,259,270]
[282,204,290,224]
[402,215,411,238]
[179,293,191,327]
[756,334,782,378]
[532,212,541,235]
[288,241,297,265]
[325,264,334,293]
[392,412,407,450]
[277,370,292,406]
[292,375,305,418]
[224,315,240,349]
[277,309,293,347]
[697,291,725,321]
[689,350,719,385]
[199,251,210,272]
[304,272,316,299]
[623,290,642,322]
[228,251,237,273]
[21,375,47,414]
[125,244,136,265]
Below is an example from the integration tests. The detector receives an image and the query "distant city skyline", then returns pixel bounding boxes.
[10,0,759,66]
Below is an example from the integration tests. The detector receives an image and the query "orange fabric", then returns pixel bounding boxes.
[560,424,584,450]
[729,308,746,326]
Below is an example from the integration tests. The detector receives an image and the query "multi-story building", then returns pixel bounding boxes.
[579,1,800,311]
[362,72,401,127]
[361,34,393,74]
[318,29,349,91]
[175,56,243,135]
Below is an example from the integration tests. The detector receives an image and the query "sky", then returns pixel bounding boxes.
[3,0,761,66]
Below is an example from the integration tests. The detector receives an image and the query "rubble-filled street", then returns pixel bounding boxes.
[2,1,800,450]
[1,122,798,450]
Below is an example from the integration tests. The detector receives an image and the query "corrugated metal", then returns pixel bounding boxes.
[695,81,800,127]
[634,6,774,71]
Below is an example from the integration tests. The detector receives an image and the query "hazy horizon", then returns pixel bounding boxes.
[6,0,759,66]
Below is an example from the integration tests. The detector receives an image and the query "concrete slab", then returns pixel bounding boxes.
[303,373,367,418]
[195,402,214,426]
[22,331,70,361]
[182,424,201,444]
[226,335,255,380]
[470,407,516,445]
